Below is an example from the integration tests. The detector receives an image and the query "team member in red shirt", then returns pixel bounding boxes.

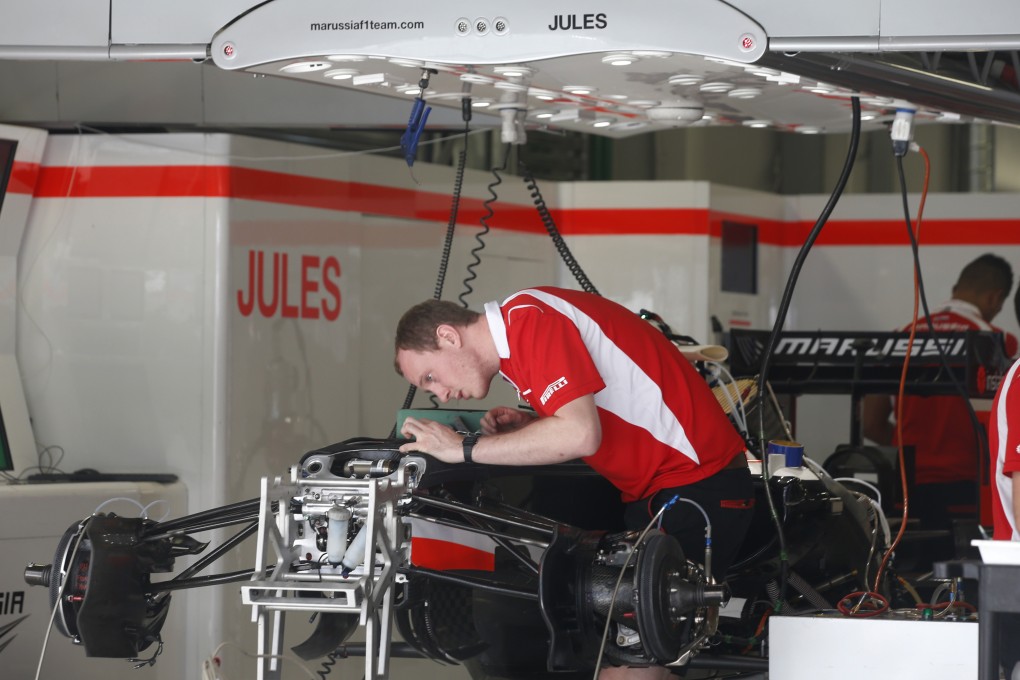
[989,356,1020,540]
[863,254,1017,531]
[394,287,753,584]
[987,325,1020,678]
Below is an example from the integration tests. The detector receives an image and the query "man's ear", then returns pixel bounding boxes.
[435,324,462,348]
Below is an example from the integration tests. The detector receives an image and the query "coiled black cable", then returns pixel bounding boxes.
[316,649,341,679]
[432,143,469,301]
[458,142,511,307]
[520,163,601,296]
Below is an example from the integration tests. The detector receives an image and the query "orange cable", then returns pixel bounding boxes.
[872,146,931,594]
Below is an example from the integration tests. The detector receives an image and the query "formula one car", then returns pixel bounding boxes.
[24,427,882,680]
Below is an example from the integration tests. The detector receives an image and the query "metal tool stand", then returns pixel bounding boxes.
[242,459,418,680]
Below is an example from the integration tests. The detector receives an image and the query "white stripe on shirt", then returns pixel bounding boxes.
[502,289,700,465]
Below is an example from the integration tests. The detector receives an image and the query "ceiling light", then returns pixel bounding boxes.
[563,85,595,95]
[746,66,781,77]
[668,74,704,86]
[728,87,762,99]
[471,99,493,108]
[352,73,391,86]
[699,82,734,93]
[593,119,613,128]
[280,61,331,73]
[743,119,771,128]
[602,53,636,66]
[805,83,835,94]
[765,72,801,85]
[798,126,822,134]
[493,65,533,78]
[324,69,359,80]
[534,111,554,119]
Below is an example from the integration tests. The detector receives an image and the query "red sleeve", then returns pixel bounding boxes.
[508,304,605,415]
[1001,371,1020,475]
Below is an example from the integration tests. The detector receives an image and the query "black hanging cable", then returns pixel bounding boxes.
[393,117,474,429]
[458,142,511,307]
[894,155,989,522]
[755,96,861,612]
[520,163,601,296]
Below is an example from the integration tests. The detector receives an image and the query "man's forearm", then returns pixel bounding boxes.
[469,412,599,465]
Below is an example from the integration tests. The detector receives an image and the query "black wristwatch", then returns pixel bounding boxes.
[462,433,480,463]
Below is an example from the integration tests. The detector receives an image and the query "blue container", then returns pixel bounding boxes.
[767,440,804,467]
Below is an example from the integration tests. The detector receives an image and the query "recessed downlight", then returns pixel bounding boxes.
[324,69,359,80]
[493,65,533,78]
[352,73,391,86]
[805,83,835,94]
[563,85,596,95]
[699,82,734,93]
[669,74,704,86]
[529,88,557,100]
[602,53,636,66]
[728,87,762,99]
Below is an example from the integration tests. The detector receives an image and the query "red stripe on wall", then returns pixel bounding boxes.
[27,165,1020,244]
[783,218,1020,246]
[34,165,227,198]
[9,161,40,195]
[410,537,496,571]
[31,165,713,236]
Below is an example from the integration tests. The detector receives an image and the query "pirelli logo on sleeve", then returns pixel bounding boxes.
[541,377,568,406]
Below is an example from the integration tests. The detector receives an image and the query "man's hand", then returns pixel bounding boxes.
[480,407,536,435]
[398,416,464,463]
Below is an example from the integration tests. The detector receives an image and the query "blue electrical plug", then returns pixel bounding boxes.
[400,93,432,167]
